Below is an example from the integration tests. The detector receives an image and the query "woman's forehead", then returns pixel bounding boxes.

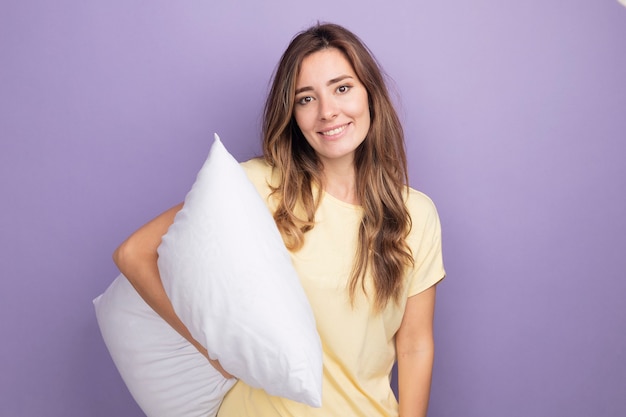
[296,48,357,85]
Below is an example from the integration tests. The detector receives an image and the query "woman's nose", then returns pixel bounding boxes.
[318,96,338,120]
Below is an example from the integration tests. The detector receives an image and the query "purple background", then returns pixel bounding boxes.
[1,1,625,416]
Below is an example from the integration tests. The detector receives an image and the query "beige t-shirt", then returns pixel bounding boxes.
[217,158,445,417]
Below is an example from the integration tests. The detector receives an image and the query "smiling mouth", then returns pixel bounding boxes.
[320,124,348,136]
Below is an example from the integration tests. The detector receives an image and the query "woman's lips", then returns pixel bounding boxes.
[319,124,348,137]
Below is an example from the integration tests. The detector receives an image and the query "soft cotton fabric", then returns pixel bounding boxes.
[157,135,322,407]
[216,158,445,417]
[94,274,237,417]
[95,135,322,417]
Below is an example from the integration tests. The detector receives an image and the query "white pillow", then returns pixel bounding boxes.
[157,134,322,406]
[94,274,236,417]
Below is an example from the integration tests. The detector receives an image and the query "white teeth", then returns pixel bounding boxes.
[321,125,346,136]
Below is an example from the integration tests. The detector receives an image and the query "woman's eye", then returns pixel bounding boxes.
[337,85,351,94]
[297,96,313,105]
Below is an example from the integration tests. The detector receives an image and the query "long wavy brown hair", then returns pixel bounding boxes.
[262,23,413,311]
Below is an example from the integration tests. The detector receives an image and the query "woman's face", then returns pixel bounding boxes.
[293,48,370,168]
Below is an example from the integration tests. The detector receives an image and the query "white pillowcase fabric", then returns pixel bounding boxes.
[93,274,236,417]
[94,134,322,416]
[158,134,322,407]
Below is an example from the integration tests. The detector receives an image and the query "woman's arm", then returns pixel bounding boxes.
[113,203,233,379]
[396,285,438,417]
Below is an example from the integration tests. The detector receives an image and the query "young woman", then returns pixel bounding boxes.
[114,23,445,417]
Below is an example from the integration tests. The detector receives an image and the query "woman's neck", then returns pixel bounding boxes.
[321,162,359,205]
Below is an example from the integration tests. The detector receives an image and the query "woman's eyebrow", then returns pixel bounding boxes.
[327,75,353,85]
[295,86,313,95]
[295,75,354,95]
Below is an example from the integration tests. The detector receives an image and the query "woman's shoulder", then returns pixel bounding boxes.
[405,186,441,232]
[405,186,438,215]
[241,156,274,179]
[403,186,445,293]
[241,157,271,176]
[240,157,275,198]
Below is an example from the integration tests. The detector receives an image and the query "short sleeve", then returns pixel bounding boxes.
[405,190,446,296]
